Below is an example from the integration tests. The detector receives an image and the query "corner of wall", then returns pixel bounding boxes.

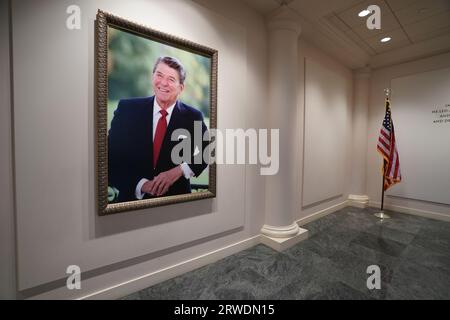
[0,0,17,300]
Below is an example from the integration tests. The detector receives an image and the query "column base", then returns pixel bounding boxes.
[260,222,300,238]
[260,227,308,252]
[348,195,370,208]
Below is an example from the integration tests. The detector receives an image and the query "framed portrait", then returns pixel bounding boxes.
[96,10,217,215]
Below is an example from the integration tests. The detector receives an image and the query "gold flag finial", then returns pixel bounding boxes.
[384,88,391,98]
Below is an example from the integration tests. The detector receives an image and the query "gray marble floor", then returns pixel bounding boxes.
[121,207,450,300]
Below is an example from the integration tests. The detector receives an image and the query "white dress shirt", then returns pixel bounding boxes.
[135,99,194,199]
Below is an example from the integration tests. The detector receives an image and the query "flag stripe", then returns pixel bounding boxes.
[380,129,390,140]
[378,137,390,151]
[379,135,390,147]
[377,143,389,156]
[389,147,397,177]
[394,152,400,178]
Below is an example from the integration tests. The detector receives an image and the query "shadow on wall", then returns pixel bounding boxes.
[94,198,216,238]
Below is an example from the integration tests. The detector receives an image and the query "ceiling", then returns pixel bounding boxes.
[242,0,450,69]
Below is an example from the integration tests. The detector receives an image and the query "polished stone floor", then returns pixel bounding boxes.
[121,207,450,300]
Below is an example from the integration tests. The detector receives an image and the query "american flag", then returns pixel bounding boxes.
[377,98,401,190]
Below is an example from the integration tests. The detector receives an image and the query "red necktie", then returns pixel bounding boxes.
[153,109,168,168]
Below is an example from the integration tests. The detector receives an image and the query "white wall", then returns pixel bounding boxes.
[367,52,450,219]
[0,0,17,300]
[302,58,348,207]
[297,40,354,220]
[389,67,450,205]
[10,0,268,298]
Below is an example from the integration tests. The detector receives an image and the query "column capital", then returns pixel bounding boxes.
[267,5,301,35]
[354,67,372,79]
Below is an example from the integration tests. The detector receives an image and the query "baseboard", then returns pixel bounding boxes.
[77,235,261,300]
[296,200,349,226]
[369,201,450,222]
[348,195,370,208]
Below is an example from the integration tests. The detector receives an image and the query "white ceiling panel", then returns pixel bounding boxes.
[352,8,400,39]
[394,0,450,26]
[408,25,450,42]
[289,0,363,17]
[385,0,422,12]
[337,0,383,28]
[365,27,410,53]
[345,29,378,54]
[404,10,450,41]
[326,13,351,32]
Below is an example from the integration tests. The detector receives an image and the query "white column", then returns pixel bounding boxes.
[260,5,308,251]
[348,67,371,208]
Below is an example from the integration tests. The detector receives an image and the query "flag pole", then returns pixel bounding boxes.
[374,89,392,220]
[381,160,386,211]
[374,159,390,219]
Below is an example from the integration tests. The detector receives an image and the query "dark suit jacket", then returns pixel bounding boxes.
[108,96,208,202]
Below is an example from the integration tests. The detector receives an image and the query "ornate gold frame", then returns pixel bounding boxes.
[96,10,217,215]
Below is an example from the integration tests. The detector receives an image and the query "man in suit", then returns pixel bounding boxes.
[108,56,208,202]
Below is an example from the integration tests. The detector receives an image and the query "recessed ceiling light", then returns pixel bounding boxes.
[380,37,391,43]
[358,9,371,17]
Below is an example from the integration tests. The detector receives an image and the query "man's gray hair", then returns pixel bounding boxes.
[152,56,186,85]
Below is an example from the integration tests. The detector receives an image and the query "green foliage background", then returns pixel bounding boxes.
[107,26,210,192]
[108,26,210,121]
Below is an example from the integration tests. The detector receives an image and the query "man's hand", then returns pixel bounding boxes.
[141,166,183,197]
